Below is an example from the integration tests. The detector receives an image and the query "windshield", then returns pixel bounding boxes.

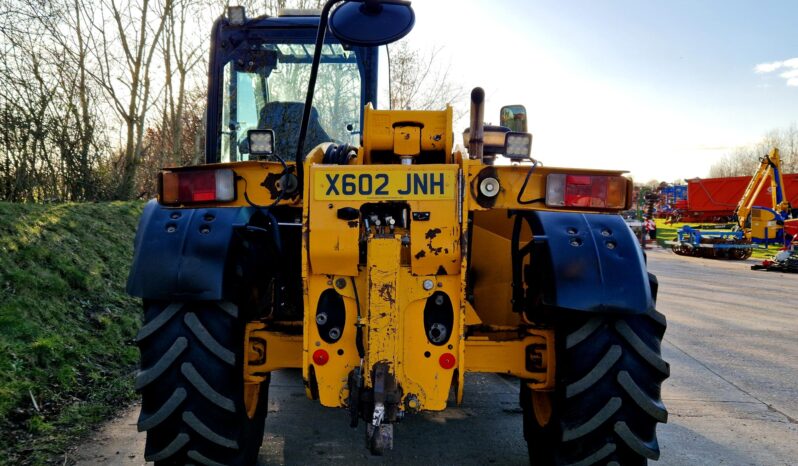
[219,42,363,162]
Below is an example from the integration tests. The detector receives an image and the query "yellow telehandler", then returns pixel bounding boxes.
[127,2,669,464]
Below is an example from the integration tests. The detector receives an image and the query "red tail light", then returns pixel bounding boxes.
[546,173,629,210]
[160,169,236,205]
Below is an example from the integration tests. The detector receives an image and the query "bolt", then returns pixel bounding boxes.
[606,241,617,250]
[434,295,445,306]
[316,313,328,325]
[335,278,347,289]
[422,279,434,290]
[329,327,341,340]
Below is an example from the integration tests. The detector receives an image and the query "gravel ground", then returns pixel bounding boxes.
[68,247,798,465]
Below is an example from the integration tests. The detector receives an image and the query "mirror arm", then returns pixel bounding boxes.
[294,0,345,195]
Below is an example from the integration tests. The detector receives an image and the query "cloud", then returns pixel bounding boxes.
[755,57,798,86]
[755,57,798,73]
[754,57,798,87]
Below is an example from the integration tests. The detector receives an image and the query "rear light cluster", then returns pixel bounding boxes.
[160,169,236,205]
[546,174,628,210]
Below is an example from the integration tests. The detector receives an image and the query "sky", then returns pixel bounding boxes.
[400,0,798,182]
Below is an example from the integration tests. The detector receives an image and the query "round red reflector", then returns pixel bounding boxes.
[313,349,329,366]
[439,353,456,369]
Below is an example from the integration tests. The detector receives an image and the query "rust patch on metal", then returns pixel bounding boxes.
[427,242,443,255]
[378,284,395,304]
[425,228,442,240]
[415,250,426,260]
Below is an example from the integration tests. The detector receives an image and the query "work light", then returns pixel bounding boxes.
[505,132,532,161]
[248,129,275,157]
[227,6,246,25]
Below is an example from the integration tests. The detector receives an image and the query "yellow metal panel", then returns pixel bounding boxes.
[751,209,780,240]
[464,159,629,212]
[306,164,461,277]
[399,272,462,411]
[365,238,402,377]
[303,275,363,407]
[464,329,554,390]
[362,104,453,162]
[410,220,461,276]
[244,323,302,383]
[394,126,421,157]
[159,160,304,208]
[307,191,360,276]
[469,217,522,326]
[464,301,482,326]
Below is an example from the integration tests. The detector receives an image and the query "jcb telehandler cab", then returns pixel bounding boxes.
[128,1,669,464]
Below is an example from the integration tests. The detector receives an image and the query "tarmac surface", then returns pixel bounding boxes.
[70,247,798,465]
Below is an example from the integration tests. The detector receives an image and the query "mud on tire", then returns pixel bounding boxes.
[136,301,268,465]
[523,306,669,465]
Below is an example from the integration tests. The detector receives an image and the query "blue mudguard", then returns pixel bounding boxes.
[530,211,653,314]
[127,200,252,300]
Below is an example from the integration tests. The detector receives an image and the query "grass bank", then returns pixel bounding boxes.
[0,202,144,464]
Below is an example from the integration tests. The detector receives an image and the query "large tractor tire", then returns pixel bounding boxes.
[522,282,668,465]
[136,301,268,465]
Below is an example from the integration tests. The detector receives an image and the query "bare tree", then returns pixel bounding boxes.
[0,0,112,201]
[0,0,465,202]
[387,41,465,113]
[84,0,172,199]
[709,123,798,178]
[165,0,206,162]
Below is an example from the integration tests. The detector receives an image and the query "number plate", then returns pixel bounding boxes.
[314,168,456,200]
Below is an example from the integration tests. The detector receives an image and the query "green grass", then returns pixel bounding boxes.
[655,219,782,260]
[0,202,144,465]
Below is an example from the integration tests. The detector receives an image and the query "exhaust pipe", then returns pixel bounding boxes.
[468,87,485,161]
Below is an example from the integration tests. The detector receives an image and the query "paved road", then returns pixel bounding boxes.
[71,248,798,465]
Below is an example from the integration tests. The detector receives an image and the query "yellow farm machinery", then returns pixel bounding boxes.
[671,148,797,259]
[126,1,669,464]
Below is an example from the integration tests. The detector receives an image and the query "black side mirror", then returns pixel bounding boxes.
[500,105,527,133]
[329,0,415,47]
